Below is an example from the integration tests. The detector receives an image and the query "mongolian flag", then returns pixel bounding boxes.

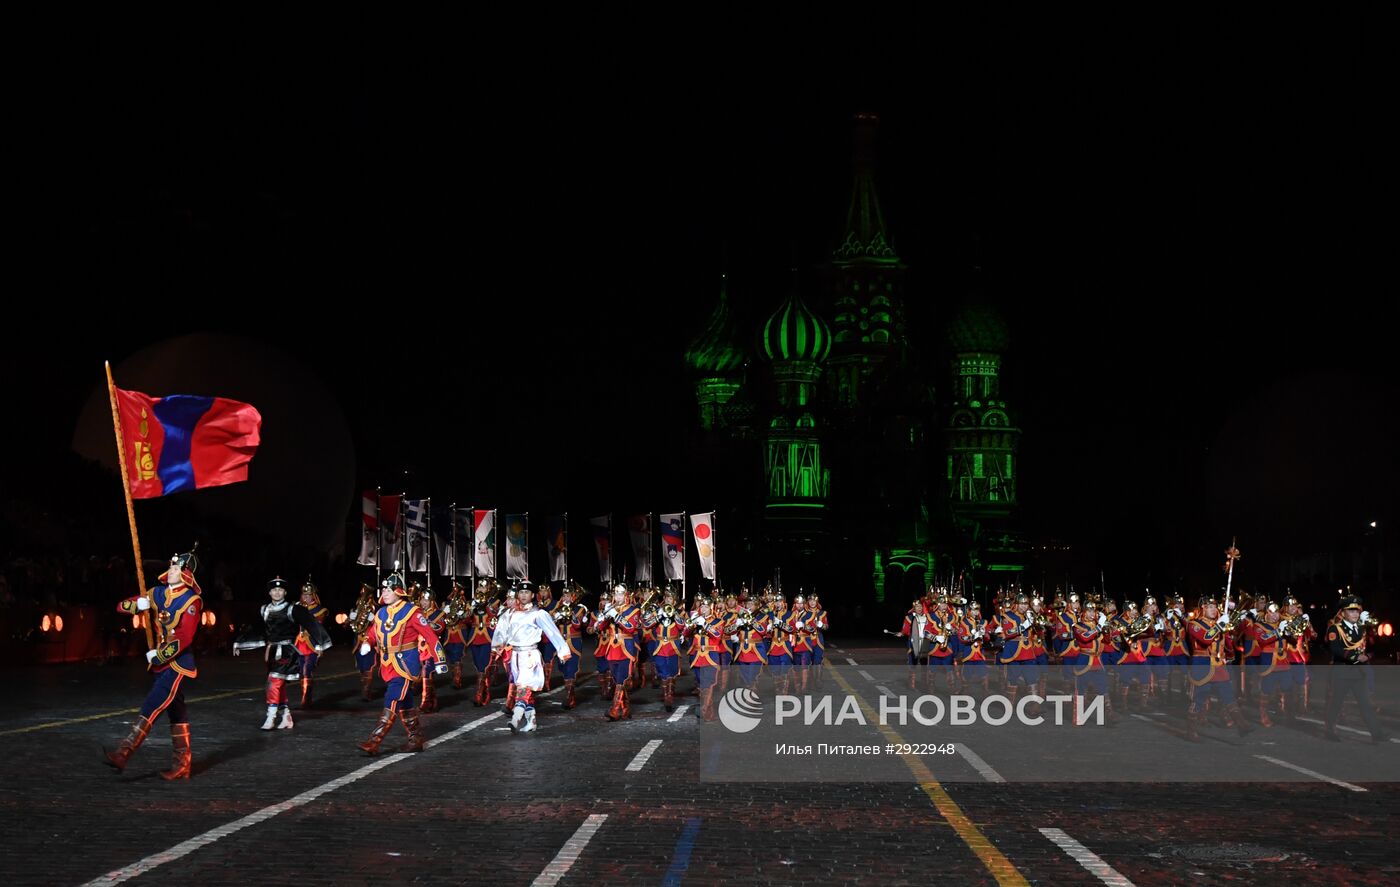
[112,387,261,498]
[548,514,568,581]
[505,513,529,579]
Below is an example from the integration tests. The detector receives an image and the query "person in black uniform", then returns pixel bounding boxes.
[234,577,333,730]
[1323,594,1389,743]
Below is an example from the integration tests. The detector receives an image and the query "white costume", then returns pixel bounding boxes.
[491,604,570,732]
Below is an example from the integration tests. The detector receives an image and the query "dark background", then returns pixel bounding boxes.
[4,14,1394,617]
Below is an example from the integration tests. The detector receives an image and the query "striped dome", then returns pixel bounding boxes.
[761,291,831,364]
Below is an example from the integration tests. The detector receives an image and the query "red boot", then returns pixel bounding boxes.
[357,709,397,755]
[399,709,425,752]
[160,723,192,780]
[104,715,153,772]
[564,678,577,710]
[607,686,626,721]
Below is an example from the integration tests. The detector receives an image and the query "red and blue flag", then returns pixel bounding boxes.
[114,387,262,498]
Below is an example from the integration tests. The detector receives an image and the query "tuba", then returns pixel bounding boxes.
[350,583,376,644]
[442,582,470,627]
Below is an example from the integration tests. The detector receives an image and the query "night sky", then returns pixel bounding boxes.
[10,19,1394,597]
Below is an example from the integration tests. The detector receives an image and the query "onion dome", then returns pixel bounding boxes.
[685,275,748,374]
[761,289,831,364]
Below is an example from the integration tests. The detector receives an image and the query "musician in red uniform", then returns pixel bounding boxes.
[469,580,501,706]
[997,593,1040,707]
[595,584,641,721]
[732,595,770,699]
[1071,598,1119,724]
[956,601,993,695]
[1282,595,1315,712]
[355,572,446,754]
[1185,594,1250,739]
[766,593,795,696]
[415,584,445,713]
[643,589,688,712]
[442,581,472,690]
[292,579,329,708]
[685,596,727,720]
[1141,596,1169,699]
[104,549,203,780]
[552,584,589,709]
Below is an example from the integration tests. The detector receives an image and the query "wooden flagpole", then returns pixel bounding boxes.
[105,361,154,651]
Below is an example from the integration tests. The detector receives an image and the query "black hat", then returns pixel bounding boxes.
[268,577,288,591]
[1338,594,1363,612]
[517,580,537,593]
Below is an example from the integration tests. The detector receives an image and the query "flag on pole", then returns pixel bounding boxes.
[357,490,378,566]
[628,514,652,584]
[548,514,568,581]
[660,512,685,580]
[404,498,430,572]
[690,512,716,580]
[436,507,473,576]
[590,515,611,584]
[380,495,403,568]
[473,509,496,578]
[505,513,529,579]
[112,387,262,498]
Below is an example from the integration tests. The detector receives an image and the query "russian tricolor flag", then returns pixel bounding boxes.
[113,387,263,498]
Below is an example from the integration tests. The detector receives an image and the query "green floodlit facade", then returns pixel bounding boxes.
[683,113,1025,606]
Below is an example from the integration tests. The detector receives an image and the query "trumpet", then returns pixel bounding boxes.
[659,603,677,624]
[1279,613,1310,638]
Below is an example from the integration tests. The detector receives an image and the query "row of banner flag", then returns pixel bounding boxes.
[355,492,717,583]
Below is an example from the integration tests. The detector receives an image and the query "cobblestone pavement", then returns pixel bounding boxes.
[2,641,1396,886]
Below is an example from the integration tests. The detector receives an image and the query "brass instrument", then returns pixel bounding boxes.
[551,596,574,627]
[471,579,501,616]
[350,583,376,644]
[442,582,470,627]
[1121,613,1152,644]
[659,603,677,625]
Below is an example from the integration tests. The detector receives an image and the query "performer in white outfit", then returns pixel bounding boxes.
[491,581,571,733]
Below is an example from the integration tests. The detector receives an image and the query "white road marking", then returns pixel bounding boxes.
[1039,827,1138,886]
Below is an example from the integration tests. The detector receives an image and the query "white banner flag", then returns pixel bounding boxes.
[660,512,685,580]
[590,515,611,584]
[628,514,652,584]
[689,512,716,580]
[380,494,402,570]
[356,490,378,566]
[548,515,568,581]
[436,508,473,577]
[505,513,529,580]
[474,509,496,578]
[404,498,430,573]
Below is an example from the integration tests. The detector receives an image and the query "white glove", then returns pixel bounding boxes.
[1154,619,1165,631]
[603,607,618,620]
[817,621,827,630]
[935,634,947,644]
[1360,610,1371,623]
[434,662,448,675]
[1097,614,1107,627]
[1249,608,1257,617]
[232,647,241,657]
[359,642,371,656]
[1217,615,1229,626]
[1302,613,1311,623]
[348,609,358,620]
[729,634,739,643]
[796,620,806,630]
[994,625,1005,635]
[135,596,151,611]
[145,649,160,664]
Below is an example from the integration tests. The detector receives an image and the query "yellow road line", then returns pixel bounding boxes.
[0,670,362,736]
[828,665,1029,886]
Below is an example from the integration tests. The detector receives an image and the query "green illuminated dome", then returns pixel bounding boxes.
[685,276,748,374]
[947,301,1008,354]
[762,290,831,364]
